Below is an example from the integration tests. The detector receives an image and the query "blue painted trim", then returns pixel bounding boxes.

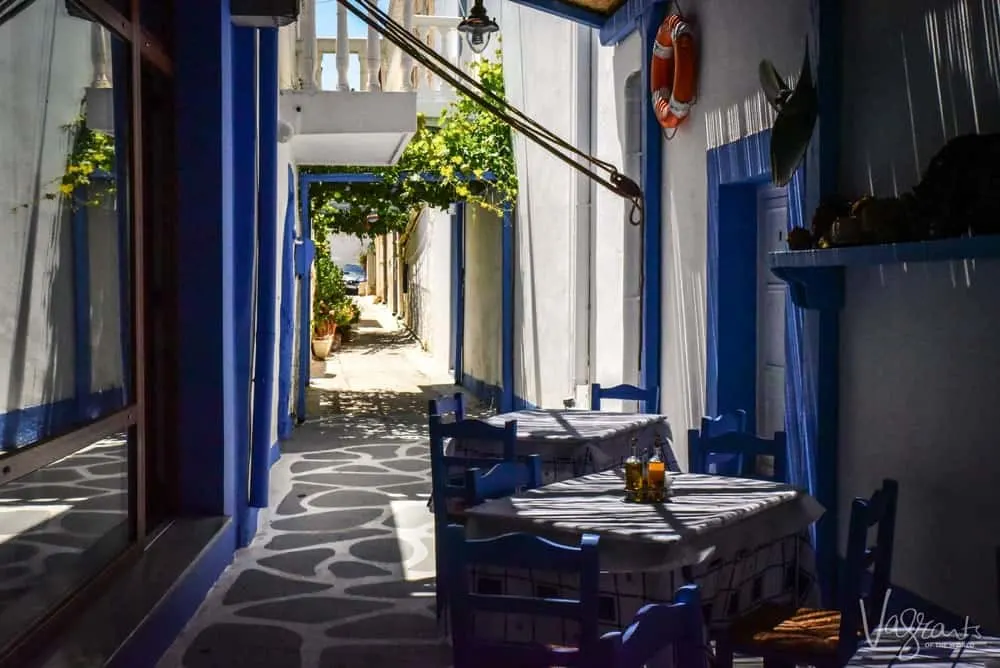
[500,203,514,412]
[106,520,237,668]
[174,0,237,516]
[296,181,313,424]
[71,189,92,417]
[507,0,605,28]
[277,166,296,440]
[110,39,131,404]
[0,388,125,450]
[640,6,664,414]
[599,0,655,45]
[299,171,496,185]
[773,235,1000,269]
[460,373,502,408]
[231,24,257,540]
[250,27,279,510]
[512,394,538,410]
[238,507,260,548]
[269,440,281,466]
[771,266,844,310]
[452,203,466,386]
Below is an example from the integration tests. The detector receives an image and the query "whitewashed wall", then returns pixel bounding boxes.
[0,2,111,417]
[836,0,1000,629]
[328,233,365,266]
[462,203,502,399]
[403,207,452,370]
[502,5,588,408]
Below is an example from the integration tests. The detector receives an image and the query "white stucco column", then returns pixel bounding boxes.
[402,0,415,91]
[367,4,381,91]
[301,0,318,89]
[336,2,350,90]
[91,24,111,88]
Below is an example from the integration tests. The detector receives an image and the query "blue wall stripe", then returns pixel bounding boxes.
[453,203,466,385]
[640,6,664,413]
[71,189,92,419]
[295,182,313,423]
[277,165,296,440]
[500,203,514,412]
[174,0,237,517]
[0,388,125,450]
[250,27,279,510]
[231,25,257,540]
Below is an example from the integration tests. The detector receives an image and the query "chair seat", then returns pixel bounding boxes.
[728,604,843,655]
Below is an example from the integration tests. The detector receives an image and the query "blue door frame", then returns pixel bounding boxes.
[451,203,466,385]
[277,166,296,441]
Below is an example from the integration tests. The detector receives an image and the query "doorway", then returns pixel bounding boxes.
[756,185,788,437]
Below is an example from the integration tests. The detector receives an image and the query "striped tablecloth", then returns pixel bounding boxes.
[448,409,678,485]
[461,471,824,642]
[848,627,1000,666]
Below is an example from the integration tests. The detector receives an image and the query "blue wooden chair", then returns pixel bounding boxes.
[590,383,659,412]
[715,478,899,668]
[445,524,603,668]
[601,584,709,668]
[429,391,465,421]
[429,416,519,622]
[465,455,543,505]
[688,429,788,482]
[686,410,750,475]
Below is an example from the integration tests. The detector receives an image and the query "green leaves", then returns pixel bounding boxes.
[301,52,516,242]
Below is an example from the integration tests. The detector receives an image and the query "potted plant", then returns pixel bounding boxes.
[312,302,337,360]
[332,299,355,343]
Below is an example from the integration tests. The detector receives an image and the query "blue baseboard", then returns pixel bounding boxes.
[512,394,537,410]
[0,387,126,450]
[269,440,281,466]
[107,520,237,668]
[238,506,260,548]
[460,373,502,408]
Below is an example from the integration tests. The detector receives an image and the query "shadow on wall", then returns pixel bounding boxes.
[3,9,72,449]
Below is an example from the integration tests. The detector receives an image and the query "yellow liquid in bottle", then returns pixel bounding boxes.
[624,459,643,501]
[647,460,665,502]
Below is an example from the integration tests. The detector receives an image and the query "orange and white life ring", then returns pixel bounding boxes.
[650,13,696,134]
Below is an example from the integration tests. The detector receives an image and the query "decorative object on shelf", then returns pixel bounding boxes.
[650,12,697,138]
[457,0,498,54]
[759,42,818,187]
[622,437,671,503]
[784,134,1000,252]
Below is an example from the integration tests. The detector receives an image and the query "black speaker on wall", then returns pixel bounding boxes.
[231,0,300,27]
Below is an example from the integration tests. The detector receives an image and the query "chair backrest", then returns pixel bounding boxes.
[446,524,601,668]
[687,429,788,482]
[429,391,465,421]
[590,383,659,412]
[838,478,899,663]
[465,455,543,505]
[602,585,708,668]
[687,411,749,475]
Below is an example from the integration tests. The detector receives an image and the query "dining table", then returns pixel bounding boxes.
[461,468,824,644]
[447,408,678,485]
[847,627,1000,666]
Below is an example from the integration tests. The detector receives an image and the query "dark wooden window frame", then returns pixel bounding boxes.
[0,0,173,663]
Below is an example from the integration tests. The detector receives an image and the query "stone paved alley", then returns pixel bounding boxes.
[158,298,478,668]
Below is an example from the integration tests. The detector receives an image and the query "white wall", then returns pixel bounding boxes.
[328,233,365,267]
[0,2,112,420]
[836,0,1000,628]
[503,5,586,408]
[463,202,502,396]
[403,206,452,370]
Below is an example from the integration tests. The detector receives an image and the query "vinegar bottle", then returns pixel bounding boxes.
[647,442,666,502]
[624,438,643,502]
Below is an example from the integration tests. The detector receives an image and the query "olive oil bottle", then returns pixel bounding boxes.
[646,441,666,502]
[624,438,643,502]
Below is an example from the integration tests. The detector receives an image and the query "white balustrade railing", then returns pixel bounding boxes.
[299,0,463,97]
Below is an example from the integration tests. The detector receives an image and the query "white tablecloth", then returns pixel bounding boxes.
[848,627,1000,666]
[449,410,678,485]
[460,471,823,643]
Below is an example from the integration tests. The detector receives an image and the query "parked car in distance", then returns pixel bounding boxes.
[341,263,366,295]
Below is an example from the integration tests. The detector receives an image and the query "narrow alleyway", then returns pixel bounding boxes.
[159,298,472,668]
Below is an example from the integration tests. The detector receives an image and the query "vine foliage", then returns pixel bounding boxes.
[303,52,516,241]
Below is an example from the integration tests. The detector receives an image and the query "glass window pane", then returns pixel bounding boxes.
[0,1,133,453]
[0,432,130,649]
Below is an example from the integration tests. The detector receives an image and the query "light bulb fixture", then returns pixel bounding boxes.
[457,0,498,55]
